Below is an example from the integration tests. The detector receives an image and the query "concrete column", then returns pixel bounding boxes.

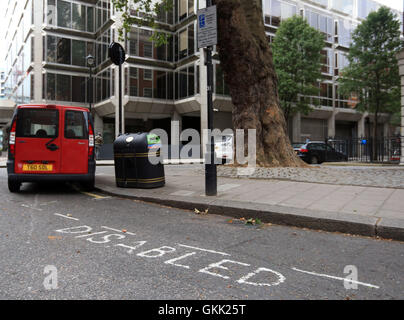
[327,111,336,139]
[171,111,182,160]
[397,50,404,165]
[292,112,301,143]
[199,48,209,157]
[93,113,103,136]
[357,113,367,138]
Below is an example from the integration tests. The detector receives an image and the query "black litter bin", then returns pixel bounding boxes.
[114,133,165,189]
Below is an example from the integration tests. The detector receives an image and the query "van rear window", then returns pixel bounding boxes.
[16,108,59,138]
[64,110,88,139]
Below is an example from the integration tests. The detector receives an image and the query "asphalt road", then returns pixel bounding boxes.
[0,168,403,300]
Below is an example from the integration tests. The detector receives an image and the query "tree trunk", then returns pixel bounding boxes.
[213,0,305,167]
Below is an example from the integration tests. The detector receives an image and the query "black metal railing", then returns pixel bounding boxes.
[327,137,401,163]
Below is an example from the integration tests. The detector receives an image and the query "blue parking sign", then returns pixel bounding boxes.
[199,14,206,28]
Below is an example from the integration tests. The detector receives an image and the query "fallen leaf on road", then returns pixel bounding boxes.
[48,236,62,240]
[194,208,209,215]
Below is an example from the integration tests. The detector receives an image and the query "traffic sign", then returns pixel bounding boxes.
[197,6,218,49]
[109,42,126,66]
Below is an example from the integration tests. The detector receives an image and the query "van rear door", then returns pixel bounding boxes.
[60,109,89,174]
[14,106,61,174]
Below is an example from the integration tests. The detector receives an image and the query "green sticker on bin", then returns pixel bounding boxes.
[147,134,161,149]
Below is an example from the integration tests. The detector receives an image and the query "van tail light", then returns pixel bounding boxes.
[300,148,308,153]
[9,119,17,157]
[88,120,94,159]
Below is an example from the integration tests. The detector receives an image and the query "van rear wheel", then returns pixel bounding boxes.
[8,180,21,193]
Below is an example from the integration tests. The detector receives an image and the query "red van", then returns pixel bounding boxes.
[7,104,96,192]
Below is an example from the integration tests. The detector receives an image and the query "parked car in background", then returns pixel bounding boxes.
[297,141,348,164]
[292,143,305,155]
[390,148,401,162]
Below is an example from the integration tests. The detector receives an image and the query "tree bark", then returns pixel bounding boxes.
[213,0,305,167]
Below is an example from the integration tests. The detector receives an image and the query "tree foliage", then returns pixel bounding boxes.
[272,16,325,124]
[338,6,402,131]
[112,0,172,45]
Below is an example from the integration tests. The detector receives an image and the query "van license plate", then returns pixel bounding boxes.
[23,164,53,172]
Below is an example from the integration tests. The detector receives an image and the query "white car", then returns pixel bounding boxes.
[214,135,234,164]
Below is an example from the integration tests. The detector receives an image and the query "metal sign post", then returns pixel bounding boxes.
[198,2,217,196]
[109,42,126,136]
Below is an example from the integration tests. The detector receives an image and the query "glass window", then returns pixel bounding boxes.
[57,0,72,28]
[140,29,153,58]
[129,30,139,56]
[188,0,194,15]
[129,67,138,97]
[144,42,153,58]
[72,76,86,103]
[56,74,71,101]
[87,7,94,32]
[140,69,152,98]
[72,3,86,31]
[46,73,56,100]
[143,88,153,98]
[65,110,87,139]
[56,37,71,64]
[179,68,187,99]
[332,0,354,16]
[188,65,194,96]
[47,0,56,25]
[167,35,174,62]
[144,69,152,80]
[47,35,57,62]
[156,40,166,61]
[155,70,166,99]
[167,71,174,100]
[179,29,188,59]
[16,108,59,138]
[96,77,101,102]
[271,0,281,27]
[188,24,195,56]
[179,0,187,20]
[102,70,110,100]
[72,40,86,66]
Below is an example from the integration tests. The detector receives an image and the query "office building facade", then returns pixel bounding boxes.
[2,0,401,150]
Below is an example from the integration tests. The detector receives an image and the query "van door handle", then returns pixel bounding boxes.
[78,142,86,145]
[47,143,59,151]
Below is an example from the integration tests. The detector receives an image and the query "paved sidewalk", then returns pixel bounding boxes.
[95,164,404,242]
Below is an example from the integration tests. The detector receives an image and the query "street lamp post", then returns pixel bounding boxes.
[86,55,95,113]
